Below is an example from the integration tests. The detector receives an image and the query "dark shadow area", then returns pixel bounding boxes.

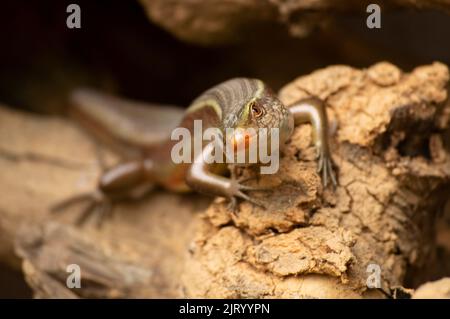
[0,262,32,298]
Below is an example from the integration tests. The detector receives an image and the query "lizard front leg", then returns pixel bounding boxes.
[185,142,264,210]
[289,97,337,187]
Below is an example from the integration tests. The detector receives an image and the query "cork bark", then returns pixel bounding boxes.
[180,62,450,298]
[0,62,449,298]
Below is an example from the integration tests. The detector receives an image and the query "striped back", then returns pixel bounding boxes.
[188,78,265,129]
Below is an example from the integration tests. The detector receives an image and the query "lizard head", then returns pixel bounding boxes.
[225,84,294,166]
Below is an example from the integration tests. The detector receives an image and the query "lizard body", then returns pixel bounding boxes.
[54,78,336,223]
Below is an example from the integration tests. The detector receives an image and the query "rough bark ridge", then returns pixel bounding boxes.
[181,62,450,298]
[0,62,449,298]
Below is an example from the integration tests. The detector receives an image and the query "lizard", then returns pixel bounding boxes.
[52,78,337,224]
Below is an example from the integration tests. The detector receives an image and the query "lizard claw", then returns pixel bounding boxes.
[227,197,239,215]
[227,179,267,211]
[236,175,274,192]
[317,149,337,189]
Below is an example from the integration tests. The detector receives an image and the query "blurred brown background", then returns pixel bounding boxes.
[0,0,449,297]
[0,1,450,114]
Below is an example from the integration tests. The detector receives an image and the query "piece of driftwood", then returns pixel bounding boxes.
[138,0,450,45]
[0,62,449,298]
[0,106,210,297]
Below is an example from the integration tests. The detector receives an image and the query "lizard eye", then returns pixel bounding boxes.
[250,103,264,118]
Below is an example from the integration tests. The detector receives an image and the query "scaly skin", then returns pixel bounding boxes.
[52,78,337,224]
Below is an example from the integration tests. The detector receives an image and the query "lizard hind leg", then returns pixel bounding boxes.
[51,189,113,227]
[51,159,155,227]
[50,192,95,213]
[50,141,115,226]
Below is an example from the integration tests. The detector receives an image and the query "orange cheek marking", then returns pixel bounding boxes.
[232,131,253,152]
